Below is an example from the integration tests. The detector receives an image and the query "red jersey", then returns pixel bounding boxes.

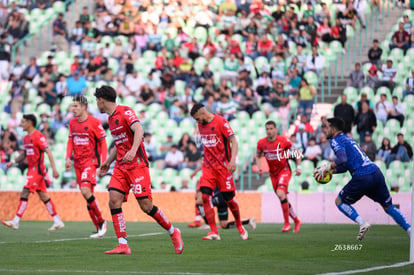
[108,105,149,169]
[198,114,234,170]
[23,129,48,174]
[68,115,106,168]
[257,136,292,174]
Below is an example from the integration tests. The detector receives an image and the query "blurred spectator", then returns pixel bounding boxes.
[79,6,90,25]
[377,59,396,92]
[294,124,309,154]
[361,132,377,161]
[334,94,355,133]
[366,64,379,89]
[0,34,10,80]
[184,141,202,169]
[160,133,175,157]
[221,54,239,86]
[389,22,409,53]
[143,133,161,162]
[240,87,259,118]
[387,96,405,127]
[403,15,412,34]
[22,57,40,81]
[304,137,321,168]
[40,80,58,107]
[53,13,69,52]
[354,101,377,143]
[354,0,367,29]
[403,69,414,98]
[314,116,328,143]
[165,145,184,171]
[354,92,373,114]
[10,56,24,77]
[139,84,155,106]
[390,182,400,193]
[257,35,273,61]
[205,95,218,113]
[294,115,314,134]
[159,181,171,192]
[317,18,333,43]
[377,137,392,161]
[66,71,87,96]
[169,99,184,124]
[331,18,347,50]
[217,94,237,121]
[385,133,413,167]
[375,93,392,125]
[298,78,316,118]
[347,63,364,90]
[180,178,191,191]
[305,46,325,74]
[319,133,334,161]
[368,39,382,68]
[125,70,145,96]
[9,74,24,114]
[337,2,357,30]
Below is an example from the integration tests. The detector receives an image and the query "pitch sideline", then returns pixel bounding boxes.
[0,269,242,275]
[318,261,413,275]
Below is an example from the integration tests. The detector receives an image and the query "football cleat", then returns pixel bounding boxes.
[170,228,184,254]
[90,221,107,238]
[104,244,131,255]
[48,221,65,231]
[202,232,221,240]
[1,220,19,230]
[187,220,202,228]
[357,222,371,241]
[248,217,256,230]
[294,219,302,233]
[282,224,291,232]
[239,226,249,240]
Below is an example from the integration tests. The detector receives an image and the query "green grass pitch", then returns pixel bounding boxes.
[0,221,412,274]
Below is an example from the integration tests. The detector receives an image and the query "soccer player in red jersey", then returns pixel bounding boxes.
[94,85,184,255]
[190,103,248,240]
[1,114,64,231]
[66,96,108,238]
[256,121,302,233]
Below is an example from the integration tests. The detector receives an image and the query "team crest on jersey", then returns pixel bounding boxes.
[211,127,215,131]
[84,127,88,130]
[115,119,119,125]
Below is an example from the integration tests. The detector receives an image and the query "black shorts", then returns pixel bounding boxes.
[212,190,228,221]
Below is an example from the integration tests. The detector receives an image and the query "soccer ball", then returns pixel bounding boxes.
[313,170,332,184]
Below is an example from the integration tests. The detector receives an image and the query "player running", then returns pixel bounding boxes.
[314,118,411,240]
[2,114,64,231]
[256,121,302,233]
[95,85,183,255]
[66,96,108,238]
[190,103,247,240]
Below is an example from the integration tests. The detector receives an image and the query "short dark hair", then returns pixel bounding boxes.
[95,85,116,102]
[373,39,379,43]
[397,133,404,137]
[327,117,345,132]
[73,95,88,107]
[23,114,37,127]
[190,103,205,116]
[265,120,277,128]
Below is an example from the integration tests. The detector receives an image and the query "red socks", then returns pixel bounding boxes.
[280,199,290,224]
[87,206,99,230]
[111,208,127,239]
[289,203,299,223]
[87,196,104,225]
[44,199,57,217]
[202,193,218,234]
[149,206,172,231]
[226,198,242,228]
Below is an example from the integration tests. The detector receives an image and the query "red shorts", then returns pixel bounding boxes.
[270,170,292,194]
[24,169,47,193]
[199,167,235,193]
[75,166,97,192]
[108,166,152,202]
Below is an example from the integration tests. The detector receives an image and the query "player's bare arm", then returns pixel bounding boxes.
[255,151,263,176]
[45,148,60,179]
[228,135,238,173]
[98,138,108,165]
[6,150,26,169]
[294,151,302,176]
[190,164,202,179]
[99,147,117,177]
[123,122,143,162]
[65,137,74,170]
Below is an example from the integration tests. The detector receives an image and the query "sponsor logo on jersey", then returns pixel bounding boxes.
[73,136,89,145]
[199,134,222,147]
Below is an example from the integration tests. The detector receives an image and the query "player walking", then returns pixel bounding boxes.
[66,96,108,238]
[314,118,411,240]
[95,85,183,255]
[256,121,302,233]
[190,103,247,240]
[2,114,64,230]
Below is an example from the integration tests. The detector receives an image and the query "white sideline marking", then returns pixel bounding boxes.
[0,270,235,275]
[0,232,164,244]
[317,261,413,275]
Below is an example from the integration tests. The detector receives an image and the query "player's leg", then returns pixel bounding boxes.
[199,169,220,239]
[221,190,248,240]
[105,168,131,254]
[37,190,65,231]
[79,167,106,237]
[188,189,203,227]
[369,170,411,234]
[1,187,30,229]
[134,167,183,254]
[335,177,368,240]
[75,167,99,231]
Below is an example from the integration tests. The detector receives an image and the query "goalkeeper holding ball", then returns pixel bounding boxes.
[314,118,411,240]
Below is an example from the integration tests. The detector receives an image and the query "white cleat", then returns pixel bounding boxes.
[1,220,19,230]
[357,222,371,241]
[90,221,107,238]
[248,217,256,230]
[48,221,65,231]
[240,229,249,240]
[202,232,221,240]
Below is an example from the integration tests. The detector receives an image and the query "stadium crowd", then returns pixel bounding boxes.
[0,0,412,191]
